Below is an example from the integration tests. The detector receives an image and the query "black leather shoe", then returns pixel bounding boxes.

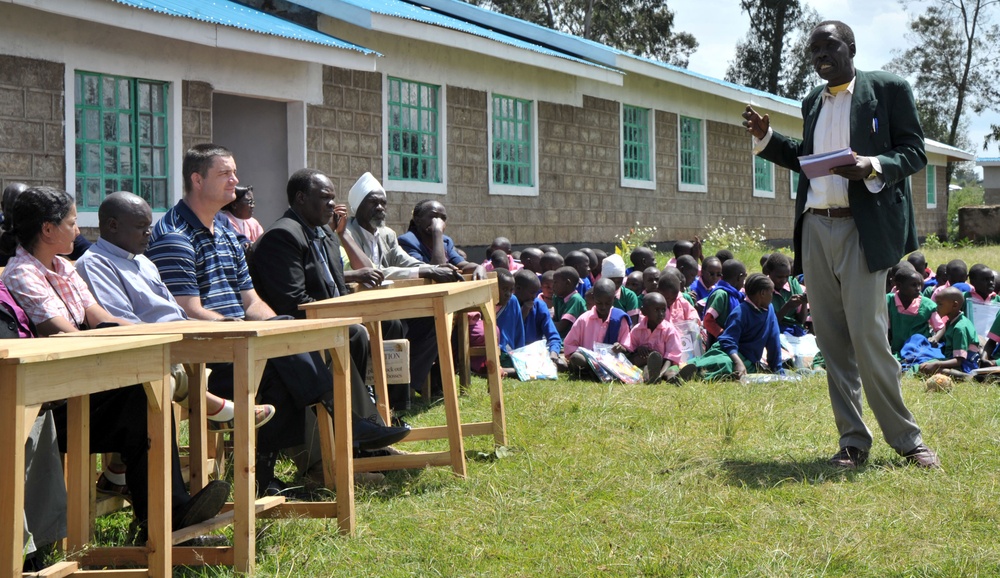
[829,446,869,469]
[902,444,941,469]
[173,480,229,530]
[353,414,410,450]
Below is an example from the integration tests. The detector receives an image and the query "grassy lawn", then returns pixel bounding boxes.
[152,364,1000,577]
[84,244,1000,576]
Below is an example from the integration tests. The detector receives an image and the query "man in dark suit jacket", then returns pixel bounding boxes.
[250,168,410,462]
[743,20,939,469]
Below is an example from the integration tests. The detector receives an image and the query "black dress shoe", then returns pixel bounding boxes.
[173,480,230,530]
[902,444,941,469]
[353,414,410,450]
[829,446,869,469]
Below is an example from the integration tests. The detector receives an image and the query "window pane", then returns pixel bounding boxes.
[74,71,169,210]
[138,82,151,112]
[386,77,441,183]
[83,76,99,106]
[102,77,116,108]
[491,94,533,186]
[622,105,651,182]
[680,116,703,186]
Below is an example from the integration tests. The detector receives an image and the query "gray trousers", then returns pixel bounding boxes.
[801,212,923,453]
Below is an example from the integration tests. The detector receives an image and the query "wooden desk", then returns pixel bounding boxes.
[57,318,360,574]
[0,335,177,577]
[300,280,507,478]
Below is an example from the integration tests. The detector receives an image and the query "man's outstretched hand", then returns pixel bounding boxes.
[742,105,769,140]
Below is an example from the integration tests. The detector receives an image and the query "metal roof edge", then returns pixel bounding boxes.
[291,0,622,77]
[925,138,976,162]
[110,0,379,55]
[404,0,619,66]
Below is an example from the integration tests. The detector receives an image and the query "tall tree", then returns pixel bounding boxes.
[889,0,1000,183]
[467,0,698,67]
[723,1,820,99]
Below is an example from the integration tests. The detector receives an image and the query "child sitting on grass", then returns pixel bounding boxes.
[613,291,682,383]
[887,266,944,356]
[565,251,594,298]
[539,252,564,273]
[762,253,808,337]
[703,259,747,346]
[469,269,523,376]
[552,266,588,338]
[625,271,645,297]
[690,256,722,302]
[513,270,564,368]
[657,269,700,326]
[964,263,999,306]
[600,254,641,326]
[565,279,632,379]
[919,287,980,377]
[678,273,782,382]
[627,246,657,275]
[642,266,660,296]
[675,255,701,308]
[539,270,555,312]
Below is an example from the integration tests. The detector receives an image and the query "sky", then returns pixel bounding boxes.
[670,0,1000,167]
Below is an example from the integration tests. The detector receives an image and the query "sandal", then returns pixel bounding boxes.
[207,404,276,433]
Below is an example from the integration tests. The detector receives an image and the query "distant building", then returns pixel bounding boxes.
[978,158,1000,205]
[0,0,975,248]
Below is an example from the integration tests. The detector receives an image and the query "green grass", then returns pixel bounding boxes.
[77,244,1000,576]
[76,368,1000,577]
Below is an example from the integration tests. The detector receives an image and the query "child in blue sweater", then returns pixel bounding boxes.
[679,273,782,382]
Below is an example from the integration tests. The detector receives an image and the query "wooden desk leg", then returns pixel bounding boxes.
[0,367,25,577]
[366,321,391,425]
[458,312,471,390]
[144,372,172,577]
[434,302,467,478]
[186,363,209,492]
[65,395,91,554]
[330,333,355,534]
[232,343,261,575]
[478,303,508,446]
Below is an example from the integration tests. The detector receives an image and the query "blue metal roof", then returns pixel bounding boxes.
[112,0,378,54]
[292,0,619,73]
[400,0,801,108]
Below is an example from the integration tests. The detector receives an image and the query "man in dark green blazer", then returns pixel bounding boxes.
[743,20,939,469]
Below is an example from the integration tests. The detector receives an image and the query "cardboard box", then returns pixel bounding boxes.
[365,339,410,385]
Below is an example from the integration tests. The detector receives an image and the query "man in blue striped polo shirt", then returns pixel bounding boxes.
[147,144,408,496]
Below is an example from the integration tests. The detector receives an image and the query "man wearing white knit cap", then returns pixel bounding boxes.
[602,254,641,326]
[341,172,462,410]
[342,172,462,283]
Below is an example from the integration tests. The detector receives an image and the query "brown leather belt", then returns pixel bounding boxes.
[807,207,852,218]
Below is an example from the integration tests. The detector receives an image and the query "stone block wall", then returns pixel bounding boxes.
[307,66,383,215]
[0,55,65,191]
[182,80,213,153]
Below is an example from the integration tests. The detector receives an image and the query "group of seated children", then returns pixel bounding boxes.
[887,252,1000,380]
[482,237,1000,386]
[475,238,790,383]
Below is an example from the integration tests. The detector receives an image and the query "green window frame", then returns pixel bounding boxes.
[622,105,651,182]
[75,71,169,211]
[753,155,774,197]
[790,170,800,199]
[387,77,440,183]
[926,165,937,207]
[491,94,533,188]
[679,116,705,189]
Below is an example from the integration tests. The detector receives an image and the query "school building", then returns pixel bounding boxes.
[0,0,975,251]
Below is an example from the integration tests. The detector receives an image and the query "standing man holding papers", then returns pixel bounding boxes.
[742,20,939,469]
